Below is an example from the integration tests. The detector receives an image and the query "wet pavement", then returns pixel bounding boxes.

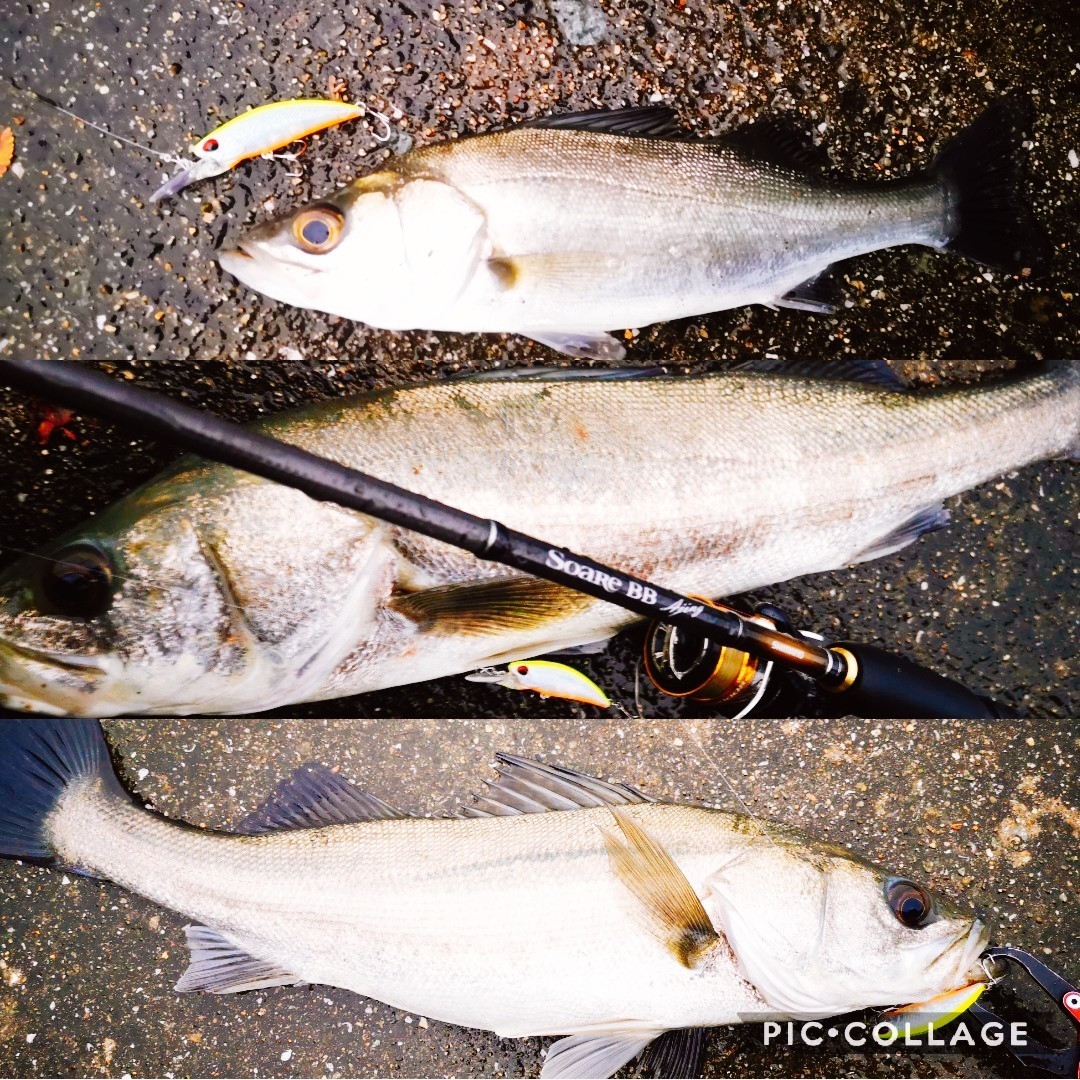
[0,0,1076,719]
[0,719,1076,1078]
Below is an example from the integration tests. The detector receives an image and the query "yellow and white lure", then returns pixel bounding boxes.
[880,983,987,1037]
[150,99,364,202]
[466,660,611,708]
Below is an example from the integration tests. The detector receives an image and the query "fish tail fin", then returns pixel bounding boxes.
[933,94,1049,274]
[0,720,117,867]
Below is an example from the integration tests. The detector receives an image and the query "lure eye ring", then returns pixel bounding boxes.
[1065,991,1080,1011]
[39,542,116,620]
[292,205,345,254]
[885,877,935,929]
[203,138,219,153]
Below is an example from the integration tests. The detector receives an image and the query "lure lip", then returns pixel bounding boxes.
[149,158,220,203]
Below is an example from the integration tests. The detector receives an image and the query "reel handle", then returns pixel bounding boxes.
[826,642,1014,718]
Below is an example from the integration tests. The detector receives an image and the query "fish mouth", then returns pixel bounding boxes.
[218,242,321,303]
[0,635,109,716]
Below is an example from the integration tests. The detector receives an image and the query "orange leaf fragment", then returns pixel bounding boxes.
[0,127,13,177]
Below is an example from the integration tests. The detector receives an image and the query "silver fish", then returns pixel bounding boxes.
[218,98,1046,360]
[0,362,1077,717]
[0,722,992,1079]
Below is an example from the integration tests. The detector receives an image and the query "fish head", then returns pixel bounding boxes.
[217,172,410,319]
[218,171,489,325]
[0,461,392,716]
[703,832,991,1018]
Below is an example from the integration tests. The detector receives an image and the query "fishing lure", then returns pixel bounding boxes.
[466,660,611,708]
[150,99,364,202]
[880,982,987,1037]
[0,127,13,177]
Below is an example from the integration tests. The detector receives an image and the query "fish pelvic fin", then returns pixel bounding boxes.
[933,94,1049,274]
[0,719,124,871]
[459,753,650,818]
[541,1028,665,1079]
[602,807,720,969]
[176,925,302,994]
[236,763,411,835]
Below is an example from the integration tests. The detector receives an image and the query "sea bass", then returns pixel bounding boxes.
[218,97,1046,361]
[0,722,992,1078]
[0,362,1077,718]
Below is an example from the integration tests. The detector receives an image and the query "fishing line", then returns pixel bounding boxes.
[681,721,786,853]
[9,80,186,165]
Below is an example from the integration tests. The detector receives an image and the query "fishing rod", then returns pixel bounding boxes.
[0,359,1012,719]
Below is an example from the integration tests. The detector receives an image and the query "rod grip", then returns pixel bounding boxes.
[829,642,1015,718]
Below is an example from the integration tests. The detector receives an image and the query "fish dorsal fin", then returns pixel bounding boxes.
[455,365,666,383]
[236,764,409,835]
[602,807,720,969]
[723,116,830,172]
[541,1028,664,1079]
[391,576,592,639]
[741,356,909,391]
[458,753,651,818]
[526,105,683,139]
[638,1027,709,1079]
[175,925,301,994]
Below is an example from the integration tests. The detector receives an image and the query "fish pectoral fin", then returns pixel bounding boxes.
[775,268,843,314]
[175,926,302,994]
[235,763,411,835]
[390,576,592,638]
[526,104,683,139]
[849,504,951,565]
[638,1027,709,1079]
[541,1028,665,1079]
[458,753,650,818]
[524,330,627,362]
[602,808,720,969]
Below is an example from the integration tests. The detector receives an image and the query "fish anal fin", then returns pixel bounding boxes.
[850,505,951,565]
[459,753,651,818]
[639,1027,709,1079]
[541,1028,663,1079]
[176,926,301,995]
[776,268,843,314]
[391,576,592,639]
[526,105,683,139]
[525,330,627,362]
[602,808,719,969]
[236,763,409,835]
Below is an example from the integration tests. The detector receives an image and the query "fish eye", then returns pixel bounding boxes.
[292,205,345,254]
[885,877,935,929]
[203,138,219,153]
[40,543,116,619]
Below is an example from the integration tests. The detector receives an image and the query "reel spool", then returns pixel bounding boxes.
[643,599,815,717]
